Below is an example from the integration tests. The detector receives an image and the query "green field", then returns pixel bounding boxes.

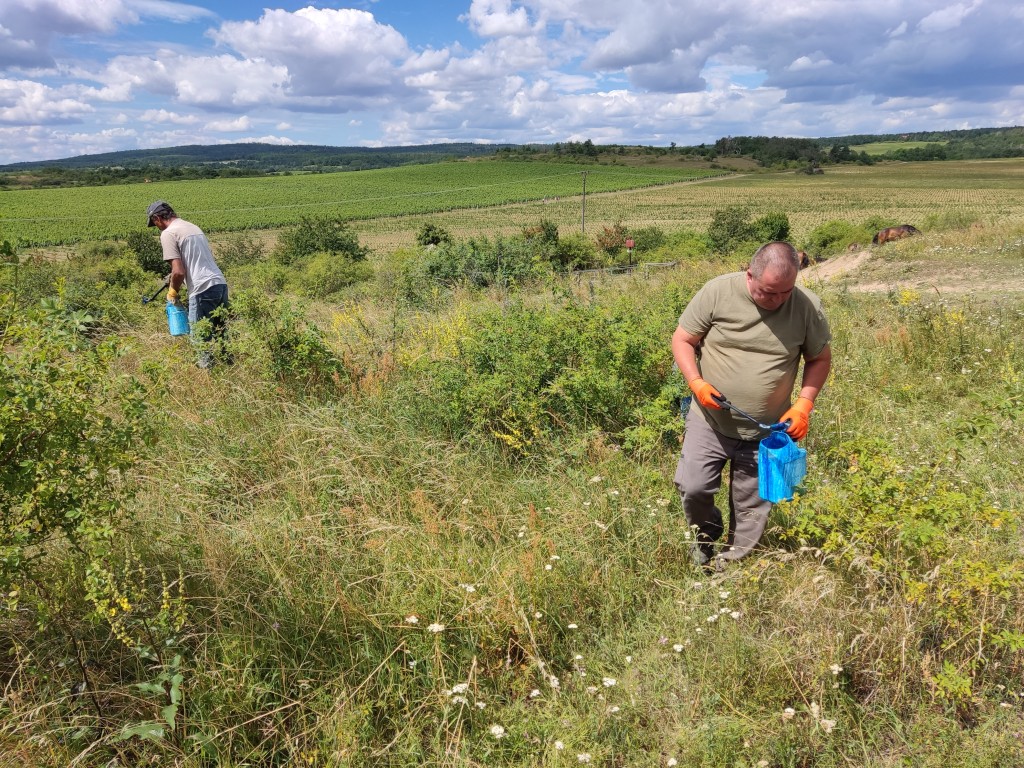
[0,161,720,247]
[349,158,1024,253]
[850,140,948,155]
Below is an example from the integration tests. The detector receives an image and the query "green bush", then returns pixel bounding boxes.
[752,211,791,242]
[231,291,349,395]
[0,299,156,597]
[551,233,601,271]
[664,227,713,258]
[707,205,758,253]
[415,222,453,247]
[523,218,559,246]
[628,226,667,255]
[274,216,369,266]
[413,292,683,454]
[217,230,266,269]
[125,230,167,276]
[296,252,373,299]
[803,219,862,256]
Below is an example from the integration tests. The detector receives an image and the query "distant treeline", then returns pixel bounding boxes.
[502,127,1024,168]
[2,128,1021,191]
[0,143,510,190]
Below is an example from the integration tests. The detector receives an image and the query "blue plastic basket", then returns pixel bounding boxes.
[758,431,807,502]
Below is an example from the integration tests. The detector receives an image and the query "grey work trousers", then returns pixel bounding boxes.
[673,407,771,562]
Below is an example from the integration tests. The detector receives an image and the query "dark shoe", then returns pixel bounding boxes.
[689,542,715,570]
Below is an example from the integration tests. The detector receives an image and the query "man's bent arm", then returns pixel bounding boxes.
[798,344,832,403]
[168,258,186,293]
[671,325,705,384]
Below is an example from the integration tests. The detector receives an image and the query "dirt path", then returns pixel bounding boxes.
[798,247,1024,294]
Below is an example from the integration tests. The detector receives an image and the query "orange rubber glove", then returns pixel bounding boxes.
[781,397,814,440]
[689,377,723,410]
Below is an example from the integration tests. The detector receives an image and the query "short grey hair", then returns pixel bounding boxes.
[749,241,799,279]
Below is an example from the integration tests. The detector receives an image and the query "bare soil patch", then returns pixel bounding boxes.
[799,248,1024,294]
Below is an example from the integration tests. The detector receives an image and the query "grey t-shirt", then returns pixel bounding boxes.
[160,218,226,297]
[679,271,831,440]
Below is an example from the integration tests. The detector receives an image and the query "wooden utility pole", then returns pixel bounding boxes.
[581,171,588,233]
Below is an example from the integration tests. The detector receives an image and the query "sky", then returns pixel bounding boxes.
[1,0,1023,165]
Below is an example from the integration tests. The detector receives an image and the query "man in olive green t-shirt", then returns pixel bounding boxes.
[671,241,831,571]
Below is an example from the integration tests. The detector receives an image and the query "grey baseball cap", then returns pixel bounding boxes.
[146,200,173,226]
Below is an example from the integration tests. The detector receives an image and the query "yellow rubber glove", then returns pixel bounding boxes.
[689,377,723,410]
[781,397,814,440]
[167,287,178,302]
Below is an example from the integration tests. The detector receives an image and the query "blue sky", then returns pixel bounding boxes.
[1,0,1022,164]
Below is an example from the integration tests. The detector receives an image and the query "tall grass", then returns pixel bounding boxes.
[1,220,1022,766]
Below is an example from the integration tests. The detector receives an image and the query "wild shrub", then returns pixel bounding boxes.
[707,205,757,253]
[752,211,791,242]
[523,218,559,246]
[125,229,167,276]
[417,235,545,288]
[273,216,369,266]
[231,291,348,395]
[217,230,266,269]
[0,294,161,648]
[595,222,627,256]
[295,252,373,298]
[779,438,1023,712]
[415,222,453,247]
[550,233,600,271]
[664,227,713,258]
[628,225,667,255]
[78,241,122,264]
[803,219,862,256]
[414,292,682,454]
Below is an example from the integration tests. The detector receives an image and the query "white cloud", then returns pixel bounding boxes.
[217,134,296,145]
[212,7,411,98]
[127,0,215,24]
[788,54,833,72]
[0,78,94,124]
[140,108,198,124]
[100,52,290,107]
[888,20,908,37]
[205,115,251,131]
[917,1,981,34]
[464,0,535,38]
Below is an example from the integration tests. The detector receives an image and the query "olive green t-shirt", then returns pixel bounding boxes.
[680,271,831,440]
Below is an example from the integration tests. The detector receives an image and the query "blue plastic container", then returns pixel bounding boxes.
[166,301,190,336]
[758,430,807,502]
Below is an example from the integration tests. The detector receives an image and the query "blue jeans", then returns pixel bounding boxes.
[188,283,230,368]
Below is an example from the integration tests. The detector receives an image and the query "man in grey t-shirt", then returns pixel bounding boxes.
[671,241,831,570]
[147,200,230,368]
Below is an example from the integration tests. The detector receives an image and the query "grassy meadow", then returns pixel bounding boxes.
[849,141,949,156]
[1,159,1023,766]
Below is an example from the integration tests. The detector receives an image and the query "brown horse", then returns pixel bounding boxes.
[872,225,920,245]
